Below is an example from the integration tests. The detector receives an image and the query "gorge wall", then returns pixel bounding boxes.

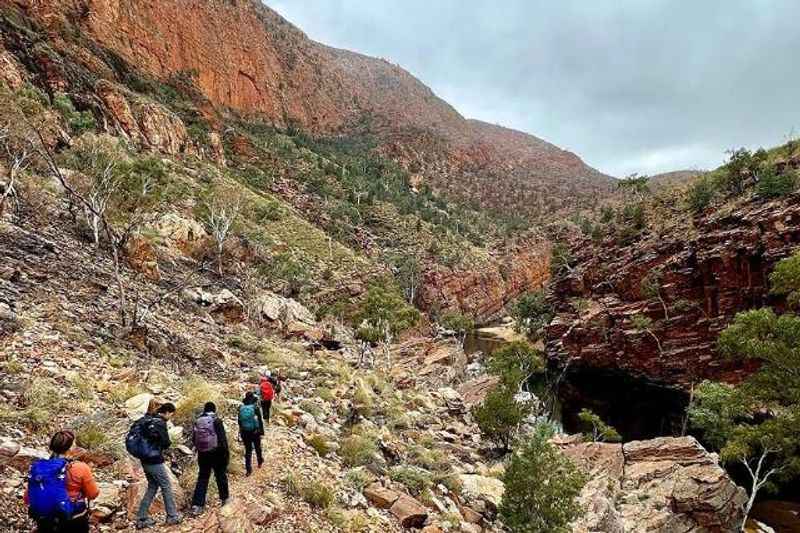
[546,193,800,388]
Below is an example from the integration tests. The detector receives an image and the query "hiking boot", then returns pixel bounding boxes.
[189,505,205,517]
[135,518,156,530]
[165,514,183,526]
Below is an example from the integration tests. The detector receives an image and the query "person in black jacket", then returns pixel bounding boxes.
[189,402,229,516]
[238,392,264,476]
[135,402,182,529]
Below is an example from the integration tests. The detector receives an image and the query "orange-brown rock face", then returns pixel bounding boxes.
[419,238,551,320]
[8,0,614,218]
[546,194,800,388]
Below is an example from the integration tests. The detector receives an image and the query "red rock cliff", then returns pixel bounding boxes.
[546,194,800,388]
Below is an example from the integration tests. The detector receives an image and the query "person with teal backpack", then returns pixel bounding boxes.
[238,391,264,476]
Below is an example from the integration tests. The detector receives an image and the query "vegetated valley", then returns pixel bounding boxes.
[1,1,799,532]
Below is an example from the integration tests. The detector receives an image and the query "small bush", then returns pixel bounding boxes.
[756,170,797,199]
[174,376,225,429]
[511,291,553,339]
[686,177,715,213]
[389,465,433,495]
[74,421,110,451]
[472,385,530,452]
[338,433,378,467]
[500,425,586,533]
[344,468,374,491]
[578,408,622,443]
[287,475,335,509]
[307,434,332,457]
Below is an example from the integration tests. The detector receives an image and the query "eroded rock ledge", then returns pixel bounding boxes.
[554,435,747,533]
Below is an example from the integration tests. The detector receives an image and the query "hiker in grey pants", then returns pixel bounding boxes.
[135,403,182,529]
[137,463,179,524]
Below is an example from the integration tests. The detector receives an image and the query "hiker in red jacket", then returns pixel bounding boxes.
[258,374,275,425]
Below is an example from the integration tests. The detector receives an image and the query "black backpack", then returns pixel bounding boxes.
[126,416,161,461]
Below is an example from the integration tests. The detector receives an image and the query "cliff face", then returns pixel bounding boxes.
[8,0,614,219]
[546,193,800,388]
[419,238,551,320]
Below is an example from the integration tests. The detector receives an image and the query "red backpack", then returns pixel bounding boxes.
[260,380,274,401]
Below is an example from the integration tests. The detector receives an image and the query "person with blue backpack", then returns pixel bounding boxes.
[126,402,182,529]
[25,430,100,532]
[189,402,229,517]
[238,391,264,476]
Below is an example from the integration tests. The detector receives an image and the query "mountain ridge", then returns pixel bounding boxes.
[10,0,614,218]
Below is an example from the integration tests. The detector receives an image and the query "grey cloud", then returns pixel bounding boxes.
[268,0,800,177]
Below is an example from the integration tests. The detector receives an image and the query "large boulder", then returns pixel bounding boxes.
[364,483,401,509]
[125,393,154,419]
[389,495,428,528]
[184,288,245,322]
[553,435,747,532]
[458,474,505,514]
[256,292,315,325]
[0,438,48,472]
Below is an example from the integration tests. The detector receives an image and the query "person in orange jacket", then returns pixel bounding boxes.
[25,430,100,532]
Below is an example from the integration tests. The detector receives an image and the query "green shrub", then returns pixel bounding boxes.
[511,291,553,339]
[53,93,95,134]
[389,465,433,495]
[344,468,373,491]
[756,170,796,199]
[578,408,622,443]
[74,421,110,451]
[472,385,530,452]
[487,341,545,390]
[686,177,715,213]
[500,426,586,533]
[287,475,335,509]
[338,433,378,467]
[306,434,332,457]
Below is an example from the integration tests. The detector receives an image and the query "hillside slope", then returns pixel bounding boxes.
[9,0,614,219]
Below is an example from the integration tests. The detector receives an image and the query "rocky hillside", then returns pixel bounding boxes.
[4,0,615,219]
[0,178,747,533]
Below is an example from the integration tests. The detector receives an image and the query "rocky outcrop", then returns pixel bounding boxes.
[554,435,747,532]
[420,238,551,320]
[547,195,800,387]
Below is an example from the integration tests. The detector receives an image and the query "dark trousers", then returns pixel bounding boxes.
[35,513,89,533]
[242,432,263,474]
[191,450,229,507]
[260,399,272,424]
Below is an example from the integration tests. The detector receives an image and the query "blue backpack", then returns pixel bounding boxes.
[27,458,80,523]
[126,416,161,461]
[238,404,259,433]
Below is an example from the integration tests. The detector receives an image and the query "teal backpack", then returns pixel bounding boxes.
[238,404,259,432]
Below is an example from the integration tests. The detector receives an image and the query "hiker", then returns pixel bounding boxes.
[127,402,182,529]
[190,402,230,516]
[238,391,264,476]
[258,373,276,425]
[25,430,100,533]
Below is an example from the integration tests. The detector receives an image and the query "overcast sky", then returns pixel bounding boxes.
[269,1,800,177]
